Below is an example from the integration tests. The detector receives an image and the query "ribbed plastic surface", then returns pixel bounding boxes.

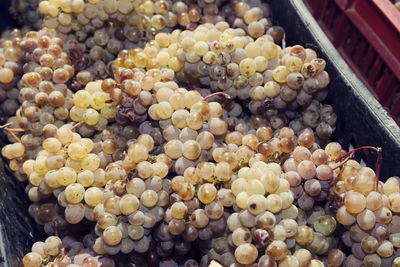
[1,0,400,265]
[0,155,45,267]
[303,0,400,124]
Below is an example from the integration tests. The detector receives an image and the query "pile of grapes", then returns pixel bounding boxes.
[0,1,399,266]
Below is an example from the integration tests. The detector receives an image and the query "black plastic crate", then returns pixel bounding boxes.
[1,0,400,265]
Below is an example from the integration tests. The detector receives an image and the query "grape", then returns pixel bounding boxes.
[2,143,25,159]
[350,224,369,243]
[345,191,366,214]
[205,201,224,220]
[265,194,283,213]
[132,236,151,253]
[234,243,258,265]
[375,207,392,224]
[371,224,389,241]
[293,249,312,267]
[198,225,213,240]
[297,160,316,180]
[127,178,146,197]
[345,255,363,267]
[361,236,379,254]
[119,194,139,215]
[171,202,188,219]
[22,252,43,267]
[217,188,235,207]
[295,225,314,246]
[247,194,268,215]
[304,179,321,196]
[376,240,394,258]
[357,209,376,231]
[191,209,209,229]
[266,240,288,261]
[283,171,301,187]
[232,227,252,246]
[43,236,62,256]
[313,215,336,236]
[281,205,299,220]
[389,192,400,213]
[363,254,381,267]
[366,191,384,211]
[383,177,400,196]
[307,232,330,255]
[298,192,314,211]
[394,257,400,267]
[327,249,344,267]
[64,183,85,204]
[198,183,217,204]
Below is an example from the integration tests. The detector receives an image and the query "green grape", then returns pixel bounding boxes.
[313,215,337,236]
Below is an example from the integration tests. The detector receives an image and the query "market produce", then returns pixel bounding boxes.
[1,0,399,266]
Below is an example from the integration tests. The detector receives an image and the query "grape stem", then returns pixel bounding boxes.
[0,123,24,143]
[202,92,231,102]
[0,122,12,129]
[186,82,232,101]
[332,153,354,171]
[187,82,194,91]
[71,121,83,131]
[282,33,286,50]
[54,220,59,237]
[335,146,382,191]
[6,128,24,132]
[7,130,22,143]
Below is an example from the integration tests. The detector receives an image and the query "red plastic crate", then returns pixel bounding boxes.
[303,0,400,124]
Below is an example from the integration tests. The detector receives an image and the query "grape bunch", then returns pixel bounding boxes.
[35,0,229,81]
[113,67,176,125]
[113,21,334,140]
[0,27,33,122]
[280,136,339,212]
[70,80,116,132]
[5,127,104,222]
[334,164,400,266]
[23,234,115,267]
[1,0,400,267]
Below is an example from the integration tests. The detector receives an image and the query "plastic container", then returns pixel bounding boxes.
[1,0,400,265]
[303,0,400,124]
